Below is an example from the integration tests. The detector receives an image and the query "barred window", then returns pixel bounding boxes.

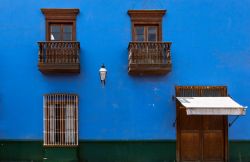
[43,94,78,146]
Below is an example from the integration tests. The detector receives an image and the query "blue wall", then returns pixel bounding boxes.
[0,0,249,140]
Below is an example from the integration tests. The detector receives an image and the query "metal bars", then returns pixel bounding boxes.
[43,94,78,146]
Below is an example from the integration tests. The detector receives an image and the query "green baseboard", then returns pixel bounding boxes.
[79,141,176,162]
[228,141,250,162]
[0,140,249,162]
[0,141,43,161]
[44,147,78,162]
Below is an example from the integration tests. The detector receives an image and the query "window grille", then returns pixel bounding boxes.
[43,94,78,146]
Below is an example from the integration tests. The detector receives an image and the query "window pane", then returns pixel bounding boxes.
[51,25,60,32]
[63,33,72,41]
[55,105,60,144]
[135,26,144,41]
[148,27,157,41]
[63,25,72,33]
[135,26,144,35]
[136,35,145,42]
[50,33,61,41]
[50,25,61,41]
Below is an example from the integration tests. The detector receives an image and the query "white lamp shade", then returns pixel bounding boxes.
[99,67,107,81]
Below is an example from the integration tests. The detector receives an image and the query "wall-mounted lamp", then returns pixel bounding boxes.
[99,64,107,86]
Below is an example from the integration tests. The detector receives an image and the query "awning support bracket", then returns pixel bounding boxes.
[173,118,176,127]
[229,115,240,127]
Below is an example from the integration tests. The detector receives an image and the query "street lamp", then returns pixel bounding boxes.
[99,64,107,86]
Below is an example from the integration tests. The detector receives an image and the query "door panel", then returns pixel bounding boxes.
[178,114,226,162]
[180,108,201,130]
[203,131,224,160]
[180,132,200,161]
[203,116,224,130]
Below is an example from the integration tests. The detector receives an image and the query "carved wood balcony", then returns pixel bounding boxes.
[128,42,172,75]
[38,41,80,73]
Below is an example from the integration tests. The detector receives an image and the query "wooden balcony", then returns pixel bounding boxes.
[128,42,172,75]
[38,41,80,73]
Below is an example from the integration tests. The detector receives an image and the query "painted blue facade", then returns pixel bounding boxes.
[0,0,249,141]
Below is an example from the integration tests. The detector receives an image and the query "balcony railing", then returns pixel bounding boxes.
[38,41,80,73]
[128,42,172,74]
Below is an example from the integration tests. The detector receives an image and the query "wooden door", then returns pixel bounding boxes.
[176,86,228,162]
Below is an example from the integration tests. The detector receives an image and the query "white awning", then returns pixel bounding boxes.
[176,97,247,115]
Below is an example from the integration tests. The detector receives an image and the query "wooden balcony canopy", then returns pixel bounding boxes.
[128,42,172,75]
[176,97,247,115]
[38,41,80,73]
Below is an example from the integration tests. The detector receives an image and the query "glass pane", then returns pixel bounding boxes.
[136,35,144,42]
[50,33,60,41]
[50,25,61,40]
[51,25,60,32]
[63,25,72,33]
[135,26,144,35]
[148,27,157,41]
[135,26,144,41]
[63,33,72,41]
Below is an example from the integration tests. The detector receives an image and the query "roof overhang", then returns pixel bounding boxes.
[176,97,247,115]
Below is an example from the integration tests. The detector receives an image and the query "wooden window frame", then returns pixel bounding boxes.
[134,25,159,42]
[128,10,166,41]
[49,23,73,41]
[41,8,79,41]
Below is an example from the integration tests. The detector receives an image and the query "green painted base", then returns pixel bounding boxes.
[44,147,78,162]
[0,140,249,162]
[79,141,176,162]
